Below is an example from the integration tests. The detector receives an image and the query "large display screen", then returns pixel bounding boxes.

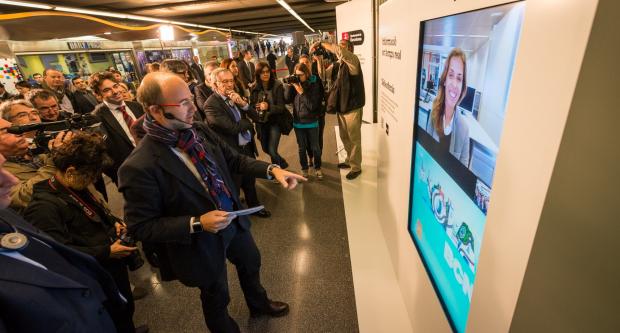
[408,2,525,332]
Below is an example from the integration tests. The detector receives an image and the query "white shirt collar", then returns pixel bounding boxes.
[443,111,456,135]
[103,100,127,111]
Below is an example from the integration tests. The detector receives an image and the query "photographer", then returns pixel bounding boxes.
[0,99,71,211]
[28,89,71,122]
[285,63,324,179]
[312,39,365,180]
[23,132,146,333]
[250,61,290,169]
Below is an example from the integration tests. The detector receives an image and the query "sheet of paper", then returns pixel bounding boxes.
[227,205,264,217]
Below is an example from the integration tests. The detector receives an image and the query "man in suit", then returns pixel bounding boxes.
[0,153,126,333]
[237,50,255,89]
[204,68,271,218]
[72,77,98,114]
[190,55,206,83]
[89,71,144,184]
[118,72,304,333]
[285,47,299,75]
[194,60,219,119]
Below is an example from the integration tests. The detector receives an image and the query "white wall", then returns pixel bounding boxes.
[376,0,599,332]
[336,0,374,124]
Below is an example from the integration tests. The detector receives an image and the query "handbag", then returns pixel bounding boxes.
[280,109,294,135]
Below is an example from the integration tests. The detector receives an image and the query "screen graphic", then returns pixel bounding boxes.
[408,2,525,332]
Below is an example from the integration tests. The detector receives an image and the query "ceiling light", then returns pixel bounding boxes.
[0,0,289,38]
[0,0,52,9]
[54,6,127,19]
[159,25,174,41]
[104,32,112,35]
[275,0,315,32]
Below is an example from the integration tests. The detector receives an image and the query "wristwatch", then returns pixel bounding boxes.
[266,164,281,179]
[190,216,203,233]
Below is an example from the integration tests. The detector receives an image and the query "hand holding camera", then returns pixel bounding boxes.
[109,238,137,259]
[47,130,74,151]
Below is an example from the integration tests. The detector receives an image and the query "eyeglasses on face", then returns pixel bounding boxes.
[158,96,195,109]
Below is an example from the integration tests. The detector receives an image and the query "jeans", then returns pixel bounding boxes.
[306,115,325,160]
[294,126,321,170]
[258,123,287,168]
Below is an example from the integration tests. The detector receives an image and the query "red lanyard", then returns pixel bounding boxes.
[48,176,100,220]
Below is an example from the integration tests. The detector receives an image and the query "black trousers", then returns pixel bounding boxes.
[234,144,260,208]
[306,114,325,160]
[101,259,135,333]
[198,223,269,333]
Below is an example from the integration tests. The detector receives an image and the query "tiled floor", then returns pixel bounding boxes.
[114,114,360,332]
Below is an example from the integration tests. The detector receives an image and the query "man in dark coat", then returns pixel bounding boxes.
[0,153,125,333]
[204,68,271,218]
[72,76,99,114]
[194,60,219,119]
[118,72,304,333]
[89,71,144,184]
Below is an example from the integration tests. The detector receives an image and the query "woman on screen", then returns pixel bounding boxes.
[426,48,470,166]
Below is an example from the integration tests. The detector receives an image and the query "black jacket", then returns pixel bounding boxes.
[73,90,99,114]
[118,123,270,286]
[0,208,122,333]
[286,79,323,124]
[24,179,116,263]
[204,93,259,157]
[194,82,214,119]
[250,79,287,126]
[93,101,144,184]
[328,61,365,114]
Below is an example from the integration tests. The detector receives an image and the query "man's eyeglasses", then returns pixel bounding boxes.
[218,79,235,85]
[11,109,40,120]
[158,96,195,109]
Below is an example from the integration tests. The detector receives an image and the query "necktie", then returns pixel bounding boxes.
[226,99,251,142]
[118,105,134,129]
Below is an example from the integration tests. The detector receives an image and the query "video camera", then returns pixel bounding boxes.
[7,114,101,154]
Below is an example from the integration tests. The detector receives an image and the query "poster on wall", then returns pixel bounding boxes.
[0,58,24,94]
[407,2,525,332]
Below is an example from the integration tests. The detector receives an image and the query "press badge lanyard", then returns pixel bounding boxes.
[48,176,100,221]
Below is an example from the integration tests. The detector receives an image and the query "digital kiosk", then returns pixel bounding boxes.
[377,0,606,332]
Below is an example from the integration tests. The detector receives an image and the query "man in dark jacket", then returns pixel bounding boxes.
[285,47,298,75]
[312,40,365,180]
[118,72,304,333]
[0,153,125,333]
[72,76,99,114]
[204,68,271,218]
[89,71,144,184]
[194,60,219,119]
[42,68,77,114]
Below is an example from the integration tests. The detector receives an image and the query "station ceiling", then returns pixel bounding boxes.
[0,0,344,40]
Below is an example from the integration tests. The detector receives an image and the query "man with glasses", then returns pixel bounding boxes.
[0,99,72,211]
[205,68,272,218]
[119,72,304,333]
[72,77,98,114]
[90,71,144,185]
[28,89,71,122]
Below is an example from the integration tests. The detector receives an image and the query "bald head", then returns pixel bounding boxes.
[137,72,186,114]
[137,72,195,130]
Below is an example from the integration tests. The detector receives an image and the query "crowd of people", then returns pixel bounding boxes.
[0,38,365,333]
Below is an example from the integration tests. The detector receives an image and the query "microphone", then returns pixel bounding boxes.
[163,111,192,125]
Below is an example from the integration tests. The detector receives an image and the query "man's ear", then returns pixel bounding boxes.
[147,105,161,115]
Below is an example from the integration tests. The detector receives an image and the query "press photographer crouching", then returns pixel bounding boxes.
[0,99,68,212]
[23,131,147,333]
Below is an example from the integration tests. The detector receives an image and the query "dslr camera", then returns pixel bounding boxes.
[283,74,301,85]
[7,114,101,154]
[119,233,145,271]
[311,43,335,61]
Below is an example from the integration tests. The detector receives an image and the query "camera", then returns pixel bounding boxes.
[283,74,300,85]
[7,114,101,154]
[119,233,145,271]
[311,43,334,61]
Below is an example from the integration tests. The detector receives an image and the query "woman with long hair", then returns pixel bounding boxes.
[250,61,289,169]
[426,48,470,166]
[286,63,323,179]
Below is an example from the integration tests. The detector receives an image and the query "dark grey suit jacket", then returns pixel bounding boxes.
[118,123,269,287]
[237,59,255,87]
[93,101,144,183]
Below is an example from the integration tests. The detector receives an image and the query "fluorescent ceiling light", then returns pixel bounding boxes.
[0,0,52,9]
[159,25,174,41]
[0,0,288,37]
[275,0,315,33]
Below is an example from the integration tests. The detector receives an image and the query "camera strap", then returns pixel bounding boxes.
[48,176,104,223]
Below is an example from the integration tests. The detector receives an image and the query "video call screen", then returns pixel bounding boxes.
[407,2,525,332]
